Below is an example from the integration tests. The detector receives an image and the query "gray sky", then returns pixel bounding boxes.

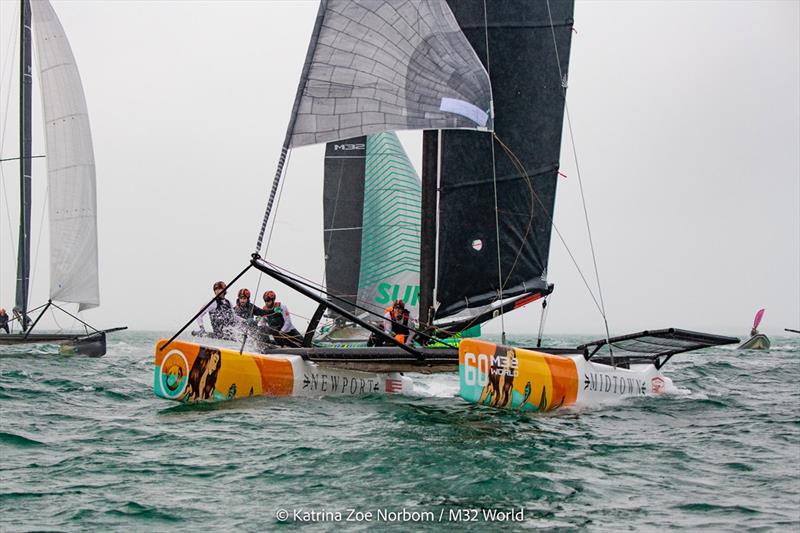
[0,0,798,337]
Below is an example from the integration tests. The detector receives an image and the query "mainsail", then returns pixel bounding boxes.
[323,136,367,315]
[31,0,100,310]
[421,0,575,326]
[323,132,421,317]
[358,132,421,315]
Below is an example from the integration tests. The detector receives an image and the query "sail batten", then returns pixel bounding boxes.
[31,0,99,310]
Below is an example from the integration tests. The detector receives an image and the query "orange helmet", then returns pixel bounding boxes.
[238,288,251,299]
[393,299,405,309]
[263,290,276,302]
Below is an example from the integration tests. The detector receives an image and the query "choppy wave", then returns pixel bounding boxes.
[1,331,798,531]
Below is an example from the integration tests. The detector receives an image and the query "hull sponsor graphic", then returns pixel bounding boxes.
[301,371,381,395]
[158,349,189,400]
[458,339,578,411]
[651,376,665,394]
[154,340,293,402]
[583,372,647,396]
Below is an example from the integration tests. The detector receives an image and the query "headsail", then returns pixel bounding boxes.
[31,0,100,310]
[289,0,493,148]
[422,0,575,324]
[323,132,421,317]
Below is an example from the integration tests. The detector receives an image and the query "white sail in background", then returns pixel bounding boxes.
[290,0,493,147]
[31,0,99,310]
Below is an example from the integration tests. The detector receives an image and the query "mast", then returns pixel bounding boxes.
[15,0,32,330]
[419,130,439,327]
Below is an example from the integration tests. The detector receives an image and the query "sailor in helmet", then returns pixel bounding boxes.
[192,281,236,339]
[382,299,416,346]
[0,308,9,334]
[233,288,266,321]
[260,290,303,347]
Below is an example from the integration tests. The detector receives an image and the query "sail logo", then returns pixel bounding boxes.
[376,284,419,306]
[333,143,365,151]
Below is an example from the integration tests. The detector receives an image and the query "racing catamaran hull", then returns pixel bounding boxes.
[154,339,413,402]
[458,339,672,411]
[153,337,676,410]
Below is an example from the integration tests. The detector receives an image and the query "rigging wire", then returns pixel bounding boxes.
[482,0,507,344]
[545,0,613,356]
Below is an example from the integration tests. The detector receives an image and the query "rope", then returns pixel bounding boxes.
[546,0,613,358]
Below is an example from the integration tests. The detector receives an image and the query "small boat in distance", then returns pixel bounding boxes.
[738,309,770,350]
[0,0,125,356]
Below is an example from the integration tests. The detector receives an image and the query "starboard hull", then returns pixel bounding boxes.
[458,339,673,411]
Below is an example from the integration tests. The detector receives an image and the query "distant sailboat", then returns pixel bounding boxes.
[154,0,738,409]
[0,0,124,356]
[738,308,770,350]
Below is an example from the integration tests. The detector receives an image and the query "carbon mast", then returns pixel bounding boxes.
[15,0,32,330]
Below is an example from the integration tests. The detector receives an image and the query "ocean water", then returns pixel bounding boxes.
[1,331,798,531]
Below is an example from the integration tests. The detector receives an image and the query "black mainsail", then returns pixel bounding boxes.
[421,0,575,327]
[323,137,367,315]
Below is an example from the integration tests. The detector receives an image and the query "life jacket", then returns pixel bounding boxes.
[234,300,257,319]
[385,306,410,336]
[263,302,285,330]
[209,298,234,332]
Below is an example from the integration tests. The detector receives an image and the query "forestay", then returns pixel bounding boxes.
[31,0,99,310]
[289,0,494,148]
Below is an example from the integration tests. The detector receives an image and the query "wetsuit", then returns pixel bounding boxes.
[0,313,8,334]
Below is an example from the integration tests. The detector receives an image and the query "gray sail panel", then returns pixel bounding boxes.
[31,0,99,310]
[323,137,366,314]
[433,0,574,321]
[289,0,493,148]
[15,0,33,324]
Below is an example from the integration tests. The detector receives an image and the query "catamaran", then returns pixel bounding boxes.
[154,0,737,409]
[0,0,124,356]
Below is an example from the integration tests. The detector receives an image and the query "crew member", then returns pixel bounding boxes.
[383,299,416,345]
[193,281,235,339]
[234,288,266,320]
[0,308,9,334]
[261,290,303,347]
